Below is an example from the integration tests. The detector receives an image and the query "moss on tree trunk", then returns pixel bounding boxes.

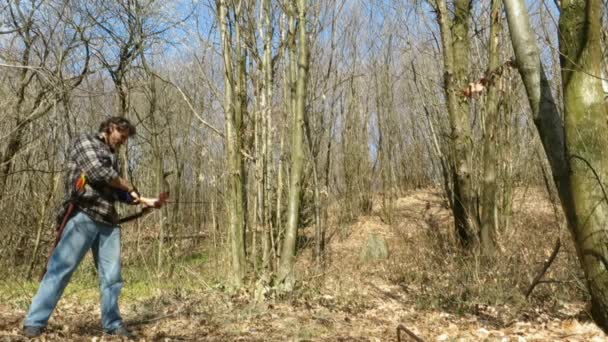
[560,0,608,331]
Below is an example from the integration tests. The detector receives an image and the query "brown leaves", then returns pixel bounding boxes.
[0,188,606,340]
[460,59,516,98]
[461,80,487,98]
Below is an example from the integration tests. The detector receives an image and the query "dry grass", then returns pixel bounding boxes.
[383,187,585,316]
[0,187,604,341]
[286,186,598,340]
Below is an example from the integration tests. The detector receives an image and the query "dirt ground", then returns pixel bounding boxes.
[1,189,606,341]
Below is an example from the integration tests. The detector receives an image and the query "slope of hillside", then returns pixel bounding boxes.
[0,188,604,341]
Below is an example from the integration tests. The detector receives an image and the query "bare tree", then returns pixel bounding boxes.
[505,0,608,331]
[479,0,503,256]
[218,0,247,287]
[277,0,309,291]
[0,0,90,199]
[434,0,477,247]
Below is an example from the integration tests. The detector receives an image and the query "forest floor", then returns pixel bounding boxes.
[0,188,606,341]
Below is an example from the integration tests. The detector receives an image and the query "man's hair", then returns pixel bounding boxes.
[98,116,136,136]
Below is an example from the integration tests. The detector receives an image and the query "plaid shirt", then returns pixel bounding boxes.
[56,133,128,225]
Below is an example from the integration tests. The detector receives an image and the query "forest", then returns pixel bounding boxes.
[1,0,608,340]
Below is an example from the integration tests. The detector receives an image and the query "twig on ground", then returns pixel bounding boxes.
[524,151,564,299]
[397,324,424,342]
[127,298,204,326]
[127,312,183,326]
[525,238,561,298]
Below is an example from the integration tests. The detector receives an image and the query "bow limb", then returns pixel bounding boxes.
[119,207,153,224]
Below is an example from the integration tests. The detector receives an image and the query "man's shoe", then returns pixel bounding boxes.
[23,326,45,338]
[106,326,136,339]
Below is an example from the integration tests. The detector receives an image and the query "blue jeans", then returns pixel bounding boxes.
[25,211,124,331]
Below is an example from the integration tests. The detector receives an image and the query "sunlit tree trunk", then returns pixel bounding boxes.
[275,13,289,269]
[278,0,309,291]
[251,0,275,276]
[261,0,274,273]
[235,6,249,260]
[503,0,569,196]
[479,0,503,256]
[219,0,246,287]
[435,0,476,247]
[374,49,397,224]
[27,171,59,280]
[505,0,608,331]
[559,0,608,330]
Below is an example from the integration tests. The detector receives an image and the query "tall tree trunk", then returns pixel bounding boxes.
[274,13,290,271]
[253,0,271,272]
[374,53,396,224]
[114,68,131,181]
[559,0,608,330]
[154,145,165,271]
[28,172,59,280]
[261,0,274,274]
[303,110,323,261]
[219,0,246,287]
[503,0,571,201]
[479,0,503,256]
[141,56,167,272]
[505,0,608,331]
[278,0,309,291]
[254,85,263,275]
[236,9,249,259]
[435,0,476,247]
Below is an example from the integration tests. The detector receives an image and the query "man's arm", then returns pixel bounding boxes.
[72,135,138,201]
[109,177,141,205]
[109,176,163,208]
[108,177,136,193]
[72,136,120,185]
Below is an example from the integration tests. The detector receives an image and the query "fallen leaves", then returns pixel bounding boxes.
[1,188,606,341]
[462,80,486,97]
[459,59,516,98]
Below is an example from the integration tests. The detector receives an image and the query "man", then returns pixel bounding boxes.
[23,117,161,339]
